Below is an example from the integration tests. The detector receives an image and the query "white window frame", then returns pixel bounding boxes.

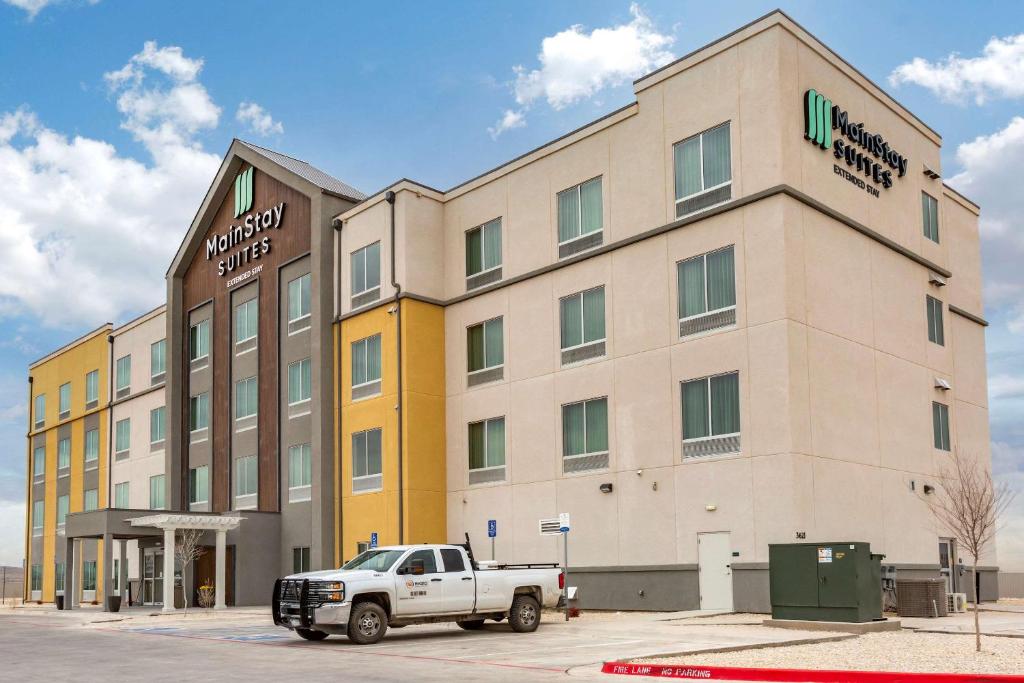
[190,393,209,432]
[189,319,210,362]
[467,317,504,377]
[32,446,45,481]
[115,354,131,392]
[85,369,99,404]
[351,242,381,298]
[34,393,45,429]
[189,465,210,508]
[84,428,99,469]
[235,298,259,345]
[288,443,313,503]
[151,339,166,380]
[288,358,312,406]
[57,494,69,529]
[559,287,606,353]
[83,488,99,512]
[150,406,165,444]
[149,474,166,511]
[468,417,506,475]
[234,455,258,510]
[58,382,71,418]
[674,121,733,210]
[57,437,71,473]
[561,397,609,465]
[114,481,130,509]
[351,334,382,392]
[235,376,258,421]
[556,176,603,248]
[677,246,737,325]
[32,500,44,536]
[465,218,503,279]
[681,372,742,446]
[115,417,131,456]
[352,428,383,493]
[288,273,312,324]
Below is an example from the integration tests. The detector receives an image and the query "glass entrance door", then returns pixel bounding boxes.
[939,539,954,594]
[143,550,164,605]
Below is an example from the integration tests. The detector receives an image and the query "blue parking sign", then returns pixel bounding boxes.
[370,532,378,548]
[488,520,497,538]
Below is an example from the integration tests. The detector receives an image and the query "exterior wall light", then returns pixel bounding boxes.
[705,504,717,512]
[599,483,613,493]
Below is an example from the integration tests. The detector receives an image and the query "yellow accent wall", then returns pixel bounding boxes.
[335,299,446,562]
[26,327,110,603]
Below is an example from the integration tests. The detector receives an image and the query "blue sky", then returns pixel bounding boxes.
[0,0,1022,567]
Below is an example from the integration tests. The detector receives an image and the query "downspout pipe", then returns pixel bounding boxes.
[107,335,114,511]
[24,376,33,603]
[332,217,343,563]
[385,190,404,545]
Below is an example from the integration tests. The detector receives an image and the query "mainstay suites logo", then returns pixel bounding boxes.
[206,166,287,277]
[804,88,908,197]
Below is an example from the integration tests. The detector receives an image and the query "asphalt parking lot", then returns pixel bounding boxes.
[0,608,835,681]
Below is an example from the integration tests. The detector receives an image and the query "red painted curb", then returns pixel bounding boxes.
[601,662,1024,682]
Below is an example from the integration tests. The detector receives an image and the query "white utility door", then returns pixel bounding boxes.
[697,532,733,611]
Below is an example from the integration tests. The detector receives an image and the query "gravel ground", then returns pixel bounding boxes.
[635,630,1024,675]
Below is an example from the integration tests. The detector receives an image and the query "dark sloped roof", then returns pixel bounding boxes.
[238,140,366,201]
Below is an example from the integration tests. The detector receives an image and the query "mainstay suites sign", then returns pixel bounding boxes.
[205,167,287,277]
[804,88,909,198]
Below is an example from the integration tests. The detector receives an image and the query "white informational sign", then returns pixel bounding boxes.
[818,547,833,563]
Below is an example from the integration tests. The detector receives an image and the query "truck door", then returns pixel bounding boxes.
[394,549,446,615]
[438,548,476,613]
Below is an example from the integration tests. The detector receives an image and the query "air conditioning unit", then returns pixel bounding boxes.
[948,592,967,613]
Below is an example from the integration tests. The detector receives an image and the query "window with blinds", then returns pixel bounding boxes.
[234,455,258,509]
[235,376,258,420]
[927,295,945,346]
[674,122,732,217]
[468,417,506,484]
[351,242,381,307]
[922,192,939,243]
[677,245,736,337]
[189,465,209,509]
[557,177,603,257]
[352,334,382,399]
[933,402,951,451]
[562,397,609,473]
[682,371,741,458]
[467,317,504,385]
[150,474,165,510]
[352,428,383,493]
[151,339,166,383]
[560,286,606,365]
[466,218,503,289]
[289,443,312,502]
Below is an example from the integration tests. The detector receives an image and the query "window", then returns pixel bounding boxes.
[399,549,437,575]
[352,334,382,388]
[440,548,466,573]
[351,243,381,298]
[34,394,44,428]
[190,393,209,431]
[235,298,258,343]
[466,218,502,278]
[293,547,311,574]
[114,482,130,509]
[30,565,42,592]
[32,500,44,534]
[560,286,606,362]
[57,437,70,470]
[922,192,939,243]
[235,376,258,419]
[83,561,97,592]
[150,407,165,444]
[682,372,741,457]
[189,319,210,361]
[235,455,258,504]
[59,382,71,417]
[112,558,120,592]
[468,417,505,474]
[927,295,945,346]
[289,443,312,502]
[288,358,312,404]
[116,355,131,392]
[33,446,45,478]
[84,488,98,511]
[562,398,608,464]
[678,246,736,335]
[288,273,312,322]
[151,339,166,379]
[674,122,732,216]
[115,418,131,453]
[467,317,504,374]
[149,474,165,510]
[557,177,603,246]
[933,402,951,451]
[352,428,383,491]
[57,494,69,527]
[55,563,64,593]
[85,428,99,465]
[189,466,209,506]
[85,369,99,404]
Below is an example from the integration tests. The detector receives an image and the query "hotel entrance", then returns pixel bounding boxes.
[142,549,164,606]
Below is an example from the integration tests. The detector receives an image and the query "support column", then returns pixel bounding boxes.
[119,541,128,599]
[137,544,144,606]
[101,533,113,611]
[162,527,175,612]
[71,539,81,608]
[214,530,226,610]
[63,536,75,610]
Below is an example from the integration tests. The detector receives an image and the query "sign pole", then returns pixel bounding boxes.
[563,531,569,621]
[491,537,495,561]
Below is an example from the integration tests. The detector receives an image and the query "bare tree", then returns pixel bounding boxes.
[923,451,1014,652]
[173,529,205,613]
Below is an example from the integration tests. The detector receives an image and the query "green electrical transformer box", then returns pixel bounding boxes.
[769,542,884,623]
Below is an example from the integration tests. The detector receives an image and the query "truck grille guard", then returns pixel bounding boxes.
[272,578,313,629]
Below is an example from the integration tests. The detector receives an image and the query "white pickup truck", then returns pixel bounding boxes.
[272,539,563,643]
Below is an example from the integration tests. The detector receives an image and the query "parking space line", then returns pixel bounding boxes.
[453,638,646,660]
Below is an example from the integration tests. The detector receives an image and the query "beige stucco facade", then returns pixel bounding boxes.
[334,11,993,609]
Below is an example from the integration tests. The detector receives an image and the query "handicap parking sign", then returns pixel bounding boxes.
[370,532,378,548]
[488,519,497,538]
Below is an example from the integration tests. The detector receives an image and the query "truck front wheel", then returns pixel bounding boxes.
[348,601,388,644]
[508,595,540,633]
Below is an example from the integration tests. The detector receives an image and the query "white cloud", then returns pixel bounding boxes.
[4,0,98,20]
[489,3,674,137]
[236,101,284,137]
[889,33,1024,104]
[487,109,526,140]
[0,501,25,565]
[990,374,1024,400]
[0,42,220,328]
[946,117,1024,334]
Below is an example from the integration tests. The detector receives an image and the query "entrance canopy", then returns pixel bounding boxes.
[128,513,244,532]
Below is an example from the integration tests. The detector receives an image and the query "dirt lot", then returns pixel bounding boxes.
[635,630,1024,675]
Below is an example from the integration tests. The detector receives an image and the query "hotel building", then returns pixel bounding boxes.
[25,11,997,611]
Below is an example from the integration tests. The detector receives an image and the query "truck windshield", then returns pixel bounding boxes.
[342,550,405,572]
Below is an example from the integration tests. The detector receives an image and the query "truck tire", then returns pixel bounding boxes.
[508,594,540,633]
[347,601,388,644]
[457,619,485,630]
[296,628,329,641]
